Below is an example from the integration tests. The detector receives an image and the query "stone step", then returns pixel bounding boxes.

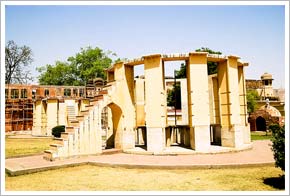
[61,132,73,140]
[50,144,63,151]
[53,137,66,145]
[70,120,79,127]
[43,150,55,161]
[102,148,122,155]
[80,110,89,116]
[76,115,84,121]
[65,126,75,133]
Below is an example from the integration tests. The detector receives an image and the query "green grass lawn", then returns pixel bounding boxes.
[5,135,284,191]
[251,131,273,141]
[5,137,53,158]
[5,165,284,191]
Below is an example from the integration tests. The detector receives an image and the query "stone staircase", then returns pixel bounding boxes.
[67,105,76,125]
[44,83,117,161]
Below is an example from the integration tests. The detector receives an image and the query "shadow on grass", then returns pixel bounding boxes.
[263,175,285,190]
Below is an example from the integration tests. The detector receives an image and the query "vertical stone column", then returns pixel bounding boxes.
[58,102,66,125]
[112,62,135,150]
[144,54,166,153]
[89,109,95,154]
[238,65,251,144]
[122,64,136,149]
[218,56,243,147]
[32,100,42,136]
[187,52,211,151]
[165,127,171,147]
[79,120,85,154]
[46,99,58,136]
[238,66,247,126]
[180,79,188,125]
[135,78,146,127]
[94,105,103,153]
[40,100,47,136]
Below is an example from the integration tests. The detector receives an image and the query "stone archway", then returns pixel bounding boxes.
[256,116,266,131]
[101,102,123,149]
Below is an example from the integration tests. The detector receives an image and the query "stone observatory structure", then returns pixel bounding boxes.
[43,52,251,161]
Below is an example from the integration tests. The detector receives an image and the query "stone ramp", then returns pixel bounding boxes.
[5,140,275,176]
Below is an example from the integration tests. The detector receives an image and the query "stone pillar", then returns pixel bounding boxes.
[32,100,42,136]
[79,120,85,154]
[58,102,66,125]
[94,105,102,153]
[187,52,211,151]
[180,79,188,125]
[165,127,171,147]
[83,115,90,154]
[180,127,185,145]
[40,100,47,136]
[184,128,190,147]
[238,65,251,144]
[135,78,146,127]
[208,75,221,125]
[144,54,166,153]
[218,56,243,148]
[46,99,58,136]
[89,109,95,154]
[111,62,135,150]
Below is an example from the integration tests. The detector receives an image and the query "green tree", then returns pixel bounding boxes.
[167,83,181,109]
[175,63,186,79]
[37,46,116,85]
[168,47,222,108]
[174,47,222,79]
[269,124,285,172]
[68,46,115,84]
[5,40,33,84]
[195,47,222,75]
[37,61,79,85]
[246,90,259,113]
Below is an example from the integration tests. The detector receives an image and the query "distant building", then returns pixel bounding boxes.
[246,72,284,102]
[5,79,104,133]
[246,73,285,131]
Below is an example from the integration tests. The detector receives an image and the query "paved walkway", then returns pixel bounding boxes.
[5,140,275,176]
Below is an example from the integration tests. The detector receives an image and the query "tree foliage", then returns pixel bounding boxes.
[246,90,259,113]
[168,47,222,108]
[175,63,186,79]
[167,83,181,109]
[37,61,79,85]
[37,46,115,85]
[5,40,33,84]
[195,47,222,75]
[174,47,222,79]
[269,124,285,172]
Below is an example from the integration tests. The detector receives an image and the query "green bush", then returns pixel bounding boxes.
[269,124,285,171]
[52,125,65,138]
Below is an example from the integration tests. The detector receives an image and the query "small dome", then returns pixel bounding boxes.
[259,104,281,117]
[261,72,273,80]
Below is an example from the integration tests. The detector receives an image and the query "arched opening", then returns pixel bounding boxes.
[256,116,266,131]
[101,103,123,149]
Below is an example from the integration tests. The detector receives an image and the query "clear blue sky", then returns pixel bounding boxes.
[5,5,285,88]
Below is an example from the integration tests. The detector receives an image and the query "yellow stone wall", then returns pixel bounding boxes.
[134,78,145,126]
[144,55,166,127]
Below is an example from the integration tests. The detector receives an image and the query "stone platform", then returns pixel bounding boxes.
[5,140,274,176]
